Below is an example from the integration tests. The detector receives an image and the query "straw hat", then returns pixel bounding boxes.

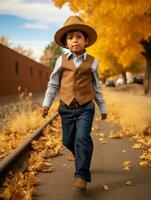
[54,15,97,48]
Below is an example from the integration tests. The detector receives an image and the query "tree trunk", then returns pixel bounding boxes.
[140,39,151,94]
[144,58,151,93]
[121,71,127,84]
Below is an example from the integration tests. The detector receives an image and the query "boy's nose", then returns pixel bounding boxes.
[72,37,78,42]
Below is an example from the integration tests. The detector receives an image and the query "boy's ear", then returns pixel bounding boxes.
[85,38,89,46]
[65,41,68,48]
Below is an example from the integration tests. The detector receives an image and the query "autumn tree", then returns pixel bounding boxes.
[53,0,151,93]
[0,36,35,60]
[40,41,63,68]
[13,45,34,60]
[0,36,12,47]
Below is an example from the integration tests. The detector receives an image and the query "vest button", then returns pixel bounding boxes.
[75,71,79,75]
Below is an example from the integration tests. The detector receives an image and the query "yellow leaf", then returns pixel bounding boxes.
[132,143,142,149]
[123,161,132,171]
[139,161,151,168]
[100,139,108,144]
[0,187,11,199]
[37,162,53,172]
[102,184,110,190]
[99,133,105,138]
[67,155,75,161]
[109,131,123,139]
[126,180,133,186]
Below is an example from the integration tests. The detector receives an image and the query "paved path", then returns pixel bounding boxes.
[34,111,151,200]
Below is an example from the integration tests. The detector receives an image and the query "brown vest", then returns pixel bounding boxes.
[60,54,95,105]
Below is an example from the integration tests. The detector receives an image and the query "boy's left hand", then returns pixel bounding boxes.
[101,113,107,120]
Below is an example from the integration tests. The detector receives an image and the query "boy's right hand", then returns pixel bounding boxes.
[101,113,107,120]
[42,106,49,118]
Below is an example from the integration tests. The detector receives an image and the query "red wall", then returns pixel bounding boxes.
[0,44,52,95]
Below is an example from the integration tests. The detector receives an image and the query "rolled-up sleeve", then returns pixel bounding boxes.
[42,56,62,107]
[91,59,107,114]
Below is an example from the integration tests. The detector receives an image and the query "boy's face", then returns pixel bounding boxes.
[65,31,88,55]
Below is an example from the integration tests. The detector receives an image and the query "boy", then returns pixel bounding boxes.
[42,15,107,192]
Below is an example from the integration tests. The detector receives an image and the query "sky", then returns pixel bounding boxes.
[0,0,73,61]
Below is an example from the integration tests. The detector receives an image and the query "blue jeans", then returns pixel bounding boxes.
[58,101,95,182]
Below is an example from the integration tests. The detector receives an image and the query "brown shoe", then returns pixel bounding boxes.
[72,178,87,193]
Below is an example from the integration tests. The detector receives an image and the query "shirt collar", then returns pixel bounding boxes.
[67,50,87,61]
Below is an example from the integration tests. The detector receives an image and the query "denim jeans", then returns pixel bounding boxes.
[58,101,95,182]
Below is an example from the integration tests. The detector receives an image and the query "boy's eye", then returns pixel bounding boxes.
[67,35,73,40]
[77,35,82,38]
[66,33,83,40]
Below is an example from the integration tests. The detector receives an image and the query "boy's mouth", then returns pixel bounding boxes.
[72,45,79,48]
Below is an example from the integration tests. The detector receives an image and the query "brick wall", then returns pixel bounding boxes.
[0,44,52,95]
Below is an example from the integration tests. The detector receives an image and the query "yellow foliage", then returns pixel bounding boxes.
[53,0,151,77]
[0,100,59,161]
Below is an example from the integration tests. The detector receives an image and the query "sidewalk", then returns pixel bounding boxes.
[34,110,151,200]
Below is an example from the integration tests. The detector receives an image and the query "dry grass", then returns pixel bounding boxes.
[0,90,59,161]
[115,84,145,96]
[104,89,151,135]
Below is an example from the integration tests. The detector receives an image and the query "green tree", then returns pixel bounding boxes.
[40,41,63,68]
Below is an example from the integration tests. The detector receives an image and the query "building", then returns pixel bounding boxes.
[0,44,52,95]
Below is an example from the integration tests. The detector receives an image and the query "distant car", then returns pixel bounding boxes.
[115,77,125,87]
[105,78,116,87]
[105,75,125,87]
[133,75,144,85]
[126,71,134,84]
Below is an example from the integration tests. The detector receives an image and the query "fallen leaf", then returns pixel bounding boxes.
[109,130,123,139]
[99,133,105,138]
[123,161,132,171]
[139,161,151,168]
[100,139,107,144]
[0,187,11,199]
[37,161,53,172]
[67,155,75,161]
[126,180,133,186]
[140,153,151,161]
[24,172,40,186]
[95,117,99,121]
[102,184,110,190]
[132,143,142,149]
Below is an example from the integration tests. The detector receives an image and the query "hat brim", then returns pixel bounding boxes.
[54,24,97,48]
